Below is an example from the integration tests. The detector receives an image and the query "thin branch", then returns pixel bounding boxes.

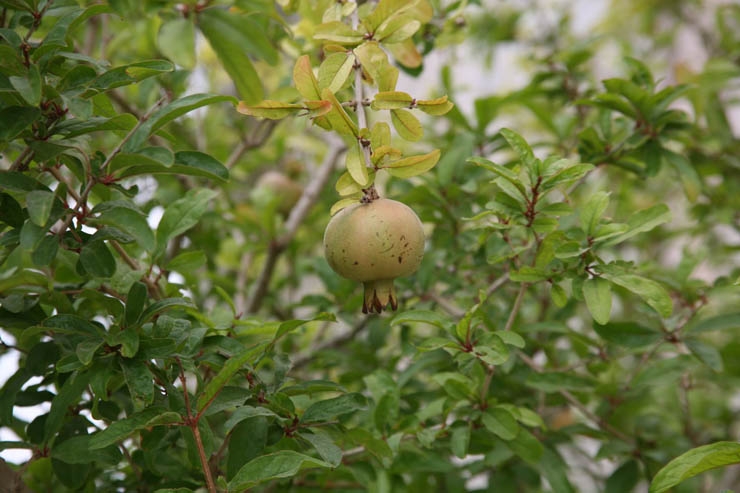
[110,240,164,299]
[426,291,465,318]
[10,147,34,171]
[100,96,167,173]
[245,140,345,313]
[486,272,510,296]
[225,120,278,169]
[503,283,527,331]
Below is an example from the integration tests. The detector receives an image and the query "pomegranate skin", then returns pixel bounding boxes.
[323,198,425,313]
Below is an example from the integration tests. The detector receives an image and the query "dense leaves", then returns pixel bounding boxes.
[1,0,739,492]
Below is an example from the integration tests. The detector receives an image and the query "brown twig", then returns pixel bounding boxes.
[225,120,279,169]
[503,283,527,331]
[245,140,345,313]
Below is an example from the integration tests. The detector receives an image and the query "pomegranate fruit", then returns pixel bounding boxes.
[323,198,425,313]
[254,171,303,215]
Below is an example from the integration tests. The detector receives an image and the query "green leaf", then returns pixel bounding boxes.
[300,432,342,467]
[583,277,612,325]
[606,460,640,493]
[391,310,452,330]
[9,65,41,106]
[124,282,147,328]
[123,94,234,152]
[481,407,519,440]
[450,424,470,458]
[51,435,122,465]
[89,407,182,449]
[228,451,333,491]
[0,106,41,142]
[44,371,90,443]
[593,322,663,348]
[650,442,740,493]
[318,52,355,94]
[227,417,268,480]
[580,191,609,236]
[686,313,740,333]
[602,204,671,246]
[390,109,422,141]
[79,240,116,278]
[91,206,155,253]
[506,428,544,464]
[139,298,194,324]
[224,406,278,429]
[663,150,702,202]
[156,188,218,255]
[88,60,174,93]
[116,151,229,181]
[468,156,528,198]
[120,358,154,407]
[197,12,264,103]
[346,140,370,187]
[301,393,367,423]
[383,150,440,178]
[158,18,196,69]
[600,272,673,317]
[685,338,723,372]
[499,128,536,169]
[55,114,137,138]
[274,312,336,341]
[196,343,268,413]
[26,190,55,227]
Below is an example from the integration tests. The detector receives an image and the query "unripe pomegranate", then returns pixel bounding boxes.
[254,171,303,215]
[323,198,425,313]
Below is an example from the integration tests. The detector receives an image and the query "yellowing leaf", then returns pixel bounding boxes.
[371,145,402,166]
[354,41,398,92]
[387,38,422,69]
[416,95,454,115]
[383,149,440,178]
[318,52,356,94]
[371,121,391,148]
[314,21,364,45]
[376,16,420,44]
[237,100,303,119]
[293,55,320,100]
[304,100,332,117]
[321,88,359,137]
[335,171,364,196]
[330,197,361,215]
[346,140,370,187]
[391,108,422,141]
[371,91,414,110]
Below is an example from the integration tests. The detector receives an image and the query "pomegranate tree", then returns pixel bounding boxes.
[254,170,303,215]
[323,198,425,313]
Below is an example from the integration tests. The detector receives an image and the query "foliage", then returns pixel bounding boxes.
[0,0,740,492]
